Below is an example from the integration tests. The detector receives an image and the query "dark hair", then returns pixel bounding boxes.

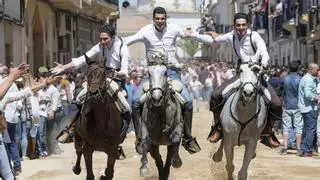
[233,13,249,24]
[100,24,116,38]
[153,7,167,18]
[289,61,300,72]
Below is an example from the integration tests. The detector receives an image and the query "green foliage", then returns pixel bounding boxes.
[177,39,199,57]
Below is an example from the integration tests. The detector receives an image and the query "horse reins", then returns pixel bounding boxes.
[230,64,266,146]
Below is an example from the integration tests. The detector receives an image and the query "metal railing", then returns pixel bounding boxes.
[309,5,320,32]
[104,0,118,6]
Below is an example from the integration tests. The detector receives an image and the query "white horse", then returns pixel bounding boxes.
[213,62,269,180]
[139,54,183,180]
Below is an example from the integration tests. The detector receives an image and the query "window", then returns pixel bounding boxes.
[66,14,71,32]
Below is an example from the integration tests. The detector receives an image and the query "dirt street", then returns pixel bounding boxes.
[18,102,320,180]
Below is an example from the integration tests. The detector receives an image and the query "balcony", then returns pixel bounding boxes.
[308,5,320,40]
[49,0,83,10]
[50,0,119,19]
[81,0,119,19]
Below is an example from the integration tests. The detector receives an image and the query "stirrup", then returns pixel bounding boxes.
[182,137,201,154]
[260,133,280,148]
[207,124,222,143]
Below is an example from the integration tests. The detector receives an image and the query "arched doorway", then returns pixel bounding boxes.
[32,10,44,73]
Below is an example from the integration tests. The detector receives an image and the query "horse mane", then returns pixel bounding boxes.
[86,62,106,93]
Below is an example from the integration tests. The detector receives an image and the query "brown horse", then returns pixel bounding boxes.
[72,58,123,180]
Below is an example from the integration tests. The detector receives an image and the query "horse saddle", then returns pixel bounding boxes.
[221,78,271,104]
[139,79,185,105]
[77,79,131,113]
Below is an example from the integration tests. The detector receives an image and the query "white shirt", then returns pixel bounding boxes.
[72,36,130,76]
[38,85,61,117]
[0,86,33,123]
[0,79,19,123]
[196,29,270,66]
[205,77,213,87]
[124,24,184,67]
[189,80,203,92]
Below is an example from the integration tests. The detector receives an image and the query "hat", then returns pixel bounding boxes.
[38,67,49,73]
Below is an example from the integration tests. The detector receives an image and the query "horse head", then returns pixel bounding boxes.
[239,62,262,102]
[148,53,168,106]
[84,53,106,94]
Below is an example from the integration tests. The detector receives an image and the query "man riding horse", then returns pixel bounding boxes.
[51,24,131,158]
[124,7,202,154]
[192,13,281,148]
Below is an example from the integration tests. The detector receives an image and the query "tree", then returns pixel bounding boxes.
[177,38,199,58]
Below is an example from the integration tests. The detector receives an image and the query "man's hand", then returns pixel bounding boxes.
[204,31,220,39]
[46,76,63,85]
[8,64,29,81]
[261,63,268,70]
[182,28,193,37]
[114,71,127,79]
[50,62,65,75]
[48,111,55,120]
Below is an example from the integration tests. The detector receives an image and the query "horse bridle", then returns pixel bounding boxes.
[238,61,264,103]
[147,55,169,97]
[230,61,266,146]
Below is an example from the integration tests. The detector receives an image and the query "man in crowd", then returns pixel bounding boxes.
[280,61,303,155]
[298,63,319,157]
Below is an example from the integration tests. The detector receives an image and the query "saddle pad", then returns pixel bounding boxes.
[142,81,150,92]
[169,79,183,93]
[222,79,271,102]
[222,79,241,98]
[261,86,271,102]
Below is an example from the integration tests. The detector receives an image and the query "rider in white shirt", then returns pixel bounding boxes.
[194,13,281,148]
[51,25,130,159]
[124,7,201,154]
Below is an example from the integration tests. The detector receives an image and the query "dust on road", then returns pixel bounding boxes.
[18,102,320,180]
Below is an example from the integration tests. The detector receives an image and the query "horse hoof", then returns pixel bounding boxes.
[171,156,182,168]
[252,152,256,159]
[72,166,81,175]
[140,167,149,177]
[212,153,222,162]
[99,175,105,180]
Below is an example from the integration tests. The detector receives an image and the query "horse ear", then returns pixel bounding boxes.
[84,53,94,65]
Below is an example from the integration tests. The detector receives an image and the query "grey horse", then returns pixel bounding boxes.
[212,63,269,180]
[140,59,183,180]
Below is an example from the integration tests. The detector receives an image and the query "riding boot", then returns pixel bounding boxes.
[208,94,224,143]
[182,108,201,154]
[207,112,223,143]
[260,107,281,148]
[132,107,143,154]
[120,112,131,143]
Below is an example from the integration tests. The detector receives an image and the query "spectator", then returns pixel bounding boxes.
[298,63,319,157]
[189,76,203,112]
[280,61,303,155]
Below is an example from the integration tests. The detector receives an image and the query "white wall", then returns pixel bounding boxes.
[137,0,197,13]
[12,26,23,66]
[0,23,4,64]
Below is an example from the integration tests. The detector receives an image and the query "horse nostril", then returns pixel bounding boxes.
[244,91,253,97]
